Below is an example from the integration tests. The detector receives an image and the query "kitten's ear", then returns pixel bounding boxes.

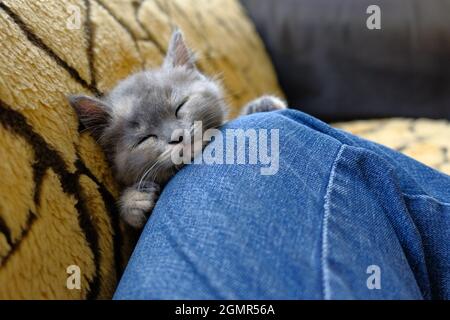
[68,95,111,138]
[163,29,196,70]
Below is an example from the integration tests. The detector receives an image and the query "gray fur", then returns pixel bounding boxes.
[241,95,287,116]
[69,29,285,228]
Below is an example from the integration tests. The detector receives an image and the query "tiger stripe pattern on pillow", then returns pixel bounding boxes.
[0,0,282,299]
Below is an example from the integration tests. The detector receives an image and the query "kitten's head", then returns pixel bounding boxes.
[69,30,226,186]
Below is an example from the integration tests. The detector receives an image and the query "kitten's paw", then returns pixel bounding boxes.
[241,95,287,116]
[119,182,160,229]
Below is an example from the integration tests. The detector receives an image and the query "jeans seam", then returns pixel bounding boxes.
[321,143,346,300]
[403,193,450,206]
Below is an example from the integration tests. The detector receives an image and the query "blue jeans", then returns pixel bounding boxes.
[114,110,450,300]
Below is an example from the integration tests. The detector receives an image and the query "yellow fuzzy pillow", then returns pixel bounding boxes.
[335,118,450,176]
[0,0,282,299]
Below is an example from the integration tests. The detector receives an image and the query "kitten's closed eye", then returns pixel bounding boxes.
[135,134,157,147]
[175,97,189,118]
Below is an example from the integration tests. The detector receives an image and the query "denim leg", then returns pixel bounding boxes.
[114,110,450,300]
[277,110,450,299]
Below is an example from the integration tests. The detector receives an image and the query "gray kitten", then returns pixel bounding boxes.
[69,30,286,228]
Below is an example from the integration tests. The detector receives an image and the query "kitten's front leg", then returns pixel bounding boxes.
[240,95,287,116]
[119,181,160,229]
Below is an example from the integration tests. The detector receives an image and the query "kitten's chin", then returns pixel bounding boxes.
[153,166,177,186]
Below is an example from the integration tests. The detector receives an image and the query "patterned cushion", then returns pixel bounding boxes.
[335,118,450,175]
[0,0,282,299]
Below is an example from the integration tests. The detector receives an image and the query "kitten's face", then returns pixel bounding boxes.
[69,30,226,186]
[106,66,225,185]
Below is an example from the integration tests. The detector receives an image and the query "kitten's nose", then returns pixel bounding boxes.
[169,135,183,144]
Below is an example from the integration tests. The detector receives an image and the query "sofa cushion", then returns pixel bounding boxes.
[335,118,450,175]
[0,0,282,299]
[242,0,450,121]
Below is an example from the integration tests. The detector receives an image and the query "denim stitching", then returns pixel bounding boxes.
[403,193,450,206]
[321,144,346,300]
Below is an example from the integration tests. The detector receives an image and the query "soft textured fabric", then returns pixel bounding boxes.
[242,0,450,121]
[335,118,450,175]
[0,0,282,299]
[114,110,450,299]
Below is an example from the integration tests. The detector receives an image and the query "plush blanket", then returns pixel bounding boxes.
[0,0,282,299]
[335,118,450,175]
